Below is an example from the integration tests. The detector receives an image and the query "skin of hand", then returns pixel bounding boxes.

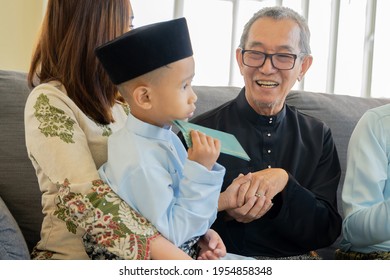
[150,235,193,260]
[241,168,288,202]
[187,130,221,170]
[218,173,253,211]
[197,229,226,260]
[150,229,226,260]
[223,169,288,223]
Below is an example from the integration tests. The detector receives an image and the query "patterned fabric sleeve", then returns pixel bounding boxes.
[55,179,160,260]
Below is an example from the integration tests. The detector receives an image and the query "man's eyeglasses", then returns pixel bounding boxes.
[241,49,299,70]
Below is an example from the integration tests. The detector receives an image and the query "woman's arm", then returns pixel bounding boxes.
[150,235,193,260]
[151,229,227,260]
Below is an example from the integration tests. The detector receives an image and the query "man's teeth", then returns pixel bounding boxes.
[257,81,279,87]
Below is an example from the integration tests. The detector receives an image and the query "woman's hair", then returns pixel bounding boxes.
[28,0,131,124]
[239,6,311,55]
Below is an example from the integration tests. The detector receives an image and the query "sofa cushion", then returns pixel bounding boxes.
[0,70,43,253]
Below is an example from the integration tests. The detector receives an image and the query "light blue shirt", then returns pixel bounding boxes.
[99,114,225,247]
[341,104,390,253]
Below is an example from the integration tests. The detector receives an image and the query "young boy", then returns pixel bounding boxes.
[95,18,226,258]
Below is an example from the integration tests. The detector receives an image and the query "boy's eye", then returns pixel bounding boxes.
[183,78,193,90]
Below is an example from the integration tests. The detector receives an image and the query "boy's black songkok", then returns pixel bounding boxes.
[95,17,193,85]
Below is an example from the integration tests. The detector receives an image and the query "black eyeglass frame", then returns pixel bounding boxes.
[241,49,300,70]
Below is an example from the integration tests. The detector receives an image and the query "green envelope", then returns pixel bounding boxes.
[173,120,250,161]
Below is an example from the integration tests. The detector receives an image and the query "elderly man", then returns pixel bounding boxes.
[187,6,342,259]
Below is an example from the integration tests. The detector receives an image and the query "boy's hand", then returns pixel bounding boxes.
[218,173,252,211]
[187,130,221,170]
[197,229,226,260]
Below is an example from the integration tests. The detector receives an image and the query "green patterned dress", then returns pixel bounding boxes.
[25,81,160,259]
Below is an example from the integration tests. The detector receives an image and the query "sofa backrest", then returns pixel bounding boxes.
[0,70,43,253]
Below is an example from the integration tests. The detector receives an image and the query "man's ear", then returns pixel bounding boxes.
[236,48,245,75]
[297,55,313,81]
[133,86,153,109]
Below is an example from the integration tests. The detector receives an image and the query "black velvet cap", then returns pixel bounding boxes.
[95,17,193,85]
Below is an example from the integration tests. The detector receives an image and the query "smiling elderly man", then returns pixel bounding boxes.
[186,6,342,259]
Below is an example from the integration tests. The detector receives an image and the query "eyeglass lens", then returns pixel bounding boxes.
[243,51,296,70]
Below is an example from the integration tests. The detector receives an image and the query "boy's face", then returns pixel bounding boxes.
[149,56,196,126]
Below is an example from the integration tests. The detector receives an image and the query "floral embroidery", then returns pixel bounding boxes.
[54,179,160,260]
[92,102,130,137]
[95,122,112,137]
[121,103,130,116]
[30,249,54,260]
[335,249,390,260]
[34,94,76,143]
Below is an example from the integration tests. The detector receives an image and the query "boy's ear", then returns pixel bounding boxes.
[133,86,153,109]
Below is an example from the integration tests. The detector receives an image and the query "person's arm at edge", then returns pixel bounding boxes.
[150,235,193,260]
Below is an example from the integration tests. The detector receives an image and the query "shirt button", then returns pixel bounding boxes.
[267,150,271,153]
[267,133,271,137]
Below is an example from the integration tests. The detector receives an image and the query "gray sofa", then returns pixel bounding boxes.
[1,69,389,259]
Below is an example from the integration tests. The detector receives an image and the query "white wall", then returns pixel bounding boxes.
[0,0,46,72]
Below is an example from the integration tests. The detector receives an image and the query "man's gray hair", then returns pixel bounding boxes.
[239,6,311,55]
